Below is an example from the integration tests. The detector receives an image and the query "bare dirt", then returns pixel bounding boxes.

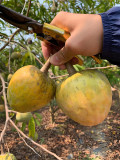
[0,89,120,160]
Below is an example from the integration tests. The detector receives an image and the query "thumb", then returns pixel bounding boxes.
[49,47,72,66]
[50,40,75,66]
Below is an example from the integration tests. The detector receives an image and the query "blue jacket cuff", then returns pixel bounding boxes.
[99,7,120,65]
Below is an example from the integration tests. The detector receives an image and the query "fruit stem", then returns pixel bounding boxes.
[65,62,76,76]
[40,58,51,73]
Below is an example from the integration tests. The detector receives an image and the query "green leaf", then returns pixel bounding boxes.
[21,122,26,132]
[28,117,35,138]
[33,132,38,141]
[34,117,41,127]
[21,52,29,65]
[80,0,89,9]
[26,46,35,62]
[0,31,8,38]
[51,65,55,75]
[73,65,80,72]
[34,113,42,121]
[85,0,94,7]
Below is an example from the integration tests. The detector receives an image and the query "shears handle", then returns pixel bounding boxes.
[39,23,101,65]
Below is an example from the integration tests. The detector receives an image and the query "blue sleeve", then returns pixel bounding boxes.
[99,7,120,65]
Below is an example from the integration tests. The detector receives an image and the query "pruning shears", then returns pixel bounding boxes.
[0,4,101,65]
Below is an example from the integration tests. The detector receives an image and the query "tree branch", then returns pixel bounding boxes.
[0,39,26,49]
[0,74,9,143]
[10,119,63,160]
[0,29,20,52]
[26,0,31,16]
[86,65,117,70]
[17,132,41,158]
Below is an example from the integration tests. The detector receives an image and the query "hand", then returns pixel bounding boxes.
[41,11,103,66]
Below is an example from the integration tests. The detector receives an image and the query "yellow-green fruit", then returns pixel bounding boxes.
[0,104,5,112]
[7,65,56,112]
[0,153,16,160]
[56,70,112,126]
[7,74,13,81]
[16,112,32,122]
[11,52,22,59]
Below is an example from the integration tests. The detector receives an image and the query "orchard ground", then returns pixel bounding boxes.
[0,88,120,160]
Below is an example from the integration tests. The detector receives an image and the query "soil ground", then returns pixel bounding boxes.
[0,88,120,160]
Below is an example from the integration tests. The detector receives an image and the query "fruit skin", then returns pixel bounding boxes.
[7,65,56,112]
[16,112,32,122]
[56,70,112,126]
[0,153,16,160]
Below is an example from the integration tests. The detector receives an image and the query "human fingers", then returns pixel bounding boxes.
[41,41,52,60]
[50,11,77,32]
[41,12,75,61]
[49,30,81,66]
[58,57,79,70]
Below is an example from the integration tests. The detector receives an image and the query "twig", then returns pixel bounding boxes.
[0,75,9,116]
[21,0,27,14]
[0,29,20,52]
[86,65,117,70]
[53,0,55,6]
[8,46,12,73]
[5,142,9,153]
[1,139,4,154]
[0,90,3,95]
[26,0,31,16]
[8,110,17,114]
[0,74,9,142]
[17,132,41,158]
[51,65,118,79]
[0,33,8,39]
[10,119,63,160]
[0,39,26,49]
[34,55,44,66]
